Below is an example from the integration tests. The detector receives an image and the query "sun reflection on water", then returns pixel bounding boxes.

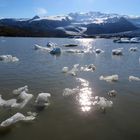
[75,39,94,53]
[76,78,93,112]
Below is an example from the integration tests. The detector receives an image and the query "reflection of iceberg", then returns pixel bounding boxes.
[0,113,36,127]
[100,75,119,82]
[0,55,19,62]
[129,76,140,81]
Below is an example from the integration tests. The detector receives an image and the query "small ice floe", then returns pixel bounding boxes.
[65,49,84,54]
[99,75,119,82]
[68,64,79,76]
[35,93,51,107]
[62,67,69,73]
[96,97,113,110]
[63,88,79,96]
[129,47,138,52]
[95,49,104,54]
[112,48,123,55]
[107,90,117,97]
[81,64,96,72]
[13,85,28,95]
[0,95,17,108]
[12,86,33,109]
[46,42,56,47]
[34,44,51,51]
[50,47,61,55]
[0,112,36,127]
[0,55,19,62]
[129,76,140,81]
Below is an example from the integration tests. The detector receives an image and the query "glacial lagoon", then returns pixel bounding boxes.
[0,37,140,140]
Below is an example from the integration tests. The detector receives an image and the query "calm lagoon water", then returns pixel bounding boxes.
[0,37,140,140]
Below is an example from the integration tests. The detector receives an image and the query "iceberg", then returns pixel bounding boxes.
[50,47,61,55]
[13,85,28,95]
[0,55,19,62]
[0,113,35,127]
[129,76,140,81]
[35,93,51,107]
[99,75,119,82]
[65,49,84,54]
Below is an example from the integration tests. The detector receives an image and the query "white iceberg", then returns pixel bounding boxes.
[35,93,51,107]
[0,112,35,127]
[63,88,79,96]
[129,76,140,81]
[0,55,19,62]
[100,75,119,82]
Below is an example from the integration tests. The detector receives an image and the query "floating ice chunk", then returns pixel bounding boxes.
[0,55,19,62]
[81,64,96,72]
[129,47,138,52]
[96,97,113,109]
[34,44,51,51]
[108,90,117,97]
[12,86,33,109]
[112,49,123,55]
[68,64,79,76]
[35,93,51,107]
[62,67,69,73]
[63,88,79,96]
[46,42,56,47]
[65,49,84,54]
[95,49,104,54]
[0,95,17,108]
[13,85,28,95]
[0,113,35,127]
[50,47,61,55]
[129,76,140,81]
[100,75,119,82]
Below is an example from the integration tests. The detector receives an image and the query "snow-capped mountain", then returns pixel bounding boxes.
[0,11,139,37]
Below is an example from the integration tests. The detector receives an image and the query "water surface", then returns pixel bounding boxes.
[0,37,140,140]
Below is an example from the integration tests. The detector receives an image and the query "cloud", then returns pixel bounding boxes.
[36,8,47,16]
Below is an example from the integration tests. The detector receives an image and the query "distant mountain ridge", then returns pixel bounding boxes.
[0,11,139,37]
